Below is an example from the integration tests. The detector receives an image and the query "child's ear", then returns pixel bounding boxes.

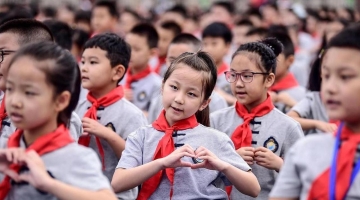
[55,91,71,112]
[265,73,276,88]
[112,65,126,82]
[199,98,211,111]
[285,55,295,70]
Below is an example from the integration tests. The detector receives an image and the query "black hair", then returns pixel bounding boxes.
[163,51,217,127]
[0,5,33,24]
[43,20,73,50]
[75,10,91,24]
[93,0,119,18]
[266,31,294,58]
[8,41,80,127]
[307,19,349,91]
[166,4,187,19]
[245,7,263,19]
[160,21,182,37]
[0,19,54,45]
[268,25,289,35]
[202,22,233,44]
[233,38,283,73]
[41,6,57,18]
[235,18,254,27]
[212,1,235,15]
[246,27,268,38]
[83,33,131,82]
[130,23,159,48]
[170,33,201,51]
[72,29,90,53]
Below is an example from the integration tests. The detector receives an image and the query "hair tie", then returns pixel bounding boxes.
[266,44,275,52]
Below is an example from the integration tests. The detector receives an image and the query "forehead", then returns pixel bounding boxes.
[82,47,107,58]
[211,6,230,15]
[0,32,20,50]
[323,47,360,70]
[157,27,174,37]
[231,53,260,71]
[202,37,225,43]
[167,43,194,57]
[125,33,147,46]
[93,7,111,15]
[168,63,204,86]
[8,56,46,82]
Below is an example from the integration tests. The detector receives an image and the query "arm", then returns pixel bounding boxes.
[82,118,125,158]
[221,163,260,197]
[214,88,236,105]
[277,92,297,108]
[287,111,337,133]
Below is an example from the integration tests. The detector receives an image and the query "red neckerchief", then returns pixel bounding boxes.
[0,124,73,199]
[217,62,229,76]
[137,110,199,200]
[125,66,152,89]
[154,56,166,74]
[270,73,299,92]
[0,96,7,131]
[78,86,124,170]
[307,126,360,200]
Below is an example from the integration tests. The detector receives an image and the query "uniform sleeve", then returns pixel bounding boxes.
[117,130,144,169]
[210,113,219,129]
[69,112,83,142]
[217,136,251,186]
[280,122,304,158]
[66,147,111,191]
[291,94,312,119]
[122,112,148,140]
[269,141,302,198]
[209,93,228,113]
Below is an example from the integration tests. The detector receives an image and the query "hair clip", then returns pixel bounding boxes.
[318,49,325,58]
[267,44,275,52]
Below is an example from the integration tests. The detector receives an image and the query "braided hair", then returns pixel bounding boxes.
[232,38,283,74]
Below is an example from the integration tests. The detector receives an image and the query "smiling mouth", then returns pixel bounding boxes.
[171,106,183,112]
[10,112,23,122]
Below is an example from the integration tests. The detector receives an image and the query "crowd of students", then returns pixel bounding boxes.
[0,0,359,199]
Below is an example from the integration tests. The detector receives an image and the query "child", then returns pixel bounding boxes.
[76,33,148,183]
[91,0,119,34]
[43,19,73,50]
[267,31,306,113]
[210,38,303,200]
[270,23,360,200]
[210,1,235,28]
[233,19,254,47]
[123,23,162,112]
[112,51,260,199]
[202,22,236,105]
[0,41,116,200]
[147,33,228,123]
[71,29,90,62]
[159,5,187,30]
[245,27,268,43]
[155,21,182,77]
[0,19,82,149]
[74,10,91,33]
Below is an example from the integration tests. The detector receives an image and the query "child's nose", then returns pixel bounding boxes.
[174,93,185,104]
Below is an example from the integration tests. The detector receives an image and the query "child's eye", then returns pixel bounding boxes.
[90,61,98,65]
[5,87,12,92]
[80,61,85,65]
[340,75,353,80]
[188,92,197,97]
[170,85,178,90]
[25,91,36,96]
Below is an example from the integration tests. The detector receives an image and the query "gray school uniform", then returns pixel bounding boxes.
[217,73,232,95]
[75,97,148,180]
[126,72,162,111]
[274,86,306,113]
[147,91,228,123]
[210,106,304,200]
[117,124,251,200]
[5,140,111,200]
[270,134,360,199]
[291,91,328,135]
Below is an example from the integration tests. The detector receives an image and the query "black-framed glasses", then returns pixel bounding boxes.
[0,50,16,63]
[224,71,269,83]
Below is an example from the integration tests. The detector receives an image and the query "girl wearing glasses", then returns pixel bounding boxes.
[210,38,304,200]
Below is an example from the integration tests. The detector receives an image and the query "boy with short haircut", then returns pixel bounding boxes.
[43,19,73,50]
[0,19,83,149]
[91,0,119,34]
[119,8,142,35]
[123,23,162,112]
[210,1,235,28]
[74,10,91,33]
[245,27,268,43]
[147,33,228,123]
[267,31,306,113]
[155,21,182,77]
[202,22,236,105]
[233,18,254,47]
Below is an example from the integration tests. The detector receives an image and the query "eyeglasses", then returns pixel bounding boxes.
[224,71,269,83]
[0,50,16,63]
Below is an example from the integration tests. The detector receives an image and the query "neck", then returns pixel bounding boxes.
[91,83,117,99]
[216,61,223,69]
[131,65,148,75]
[345,122,360,133]
[244,93,268,112]
[275,72,289,84]
[23,118,58,146]
[164,112,174,127]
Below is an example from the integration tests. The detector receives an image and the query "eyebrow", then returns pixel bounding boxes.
[230,68,251,72]
[172,80,201,93]
[81,56,99,60]
[7,80,36,88]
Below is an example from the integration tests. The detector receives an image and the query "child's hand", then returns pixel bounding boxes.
[160,144,195,168]
[124,88,133,101]
[236,147,255,165]
[191,146,229,172]
[18,150,54,191]
[315,121,338,133]
[0,148,25,181]
[254,147,283,171]
[82,117,108,138]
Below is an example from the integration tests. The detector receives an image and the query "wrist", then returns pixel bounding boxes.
[156,158,166,170]
[39,173,57,193]
[274,156,283,172]
[219,161,231,173]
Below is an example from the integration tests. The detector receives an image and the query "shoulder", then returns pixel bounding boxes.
[292,133,334,152]
[270,108,301,129]
[211,105,235,118]
[194,124,230,141]
[114,98,145,115]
